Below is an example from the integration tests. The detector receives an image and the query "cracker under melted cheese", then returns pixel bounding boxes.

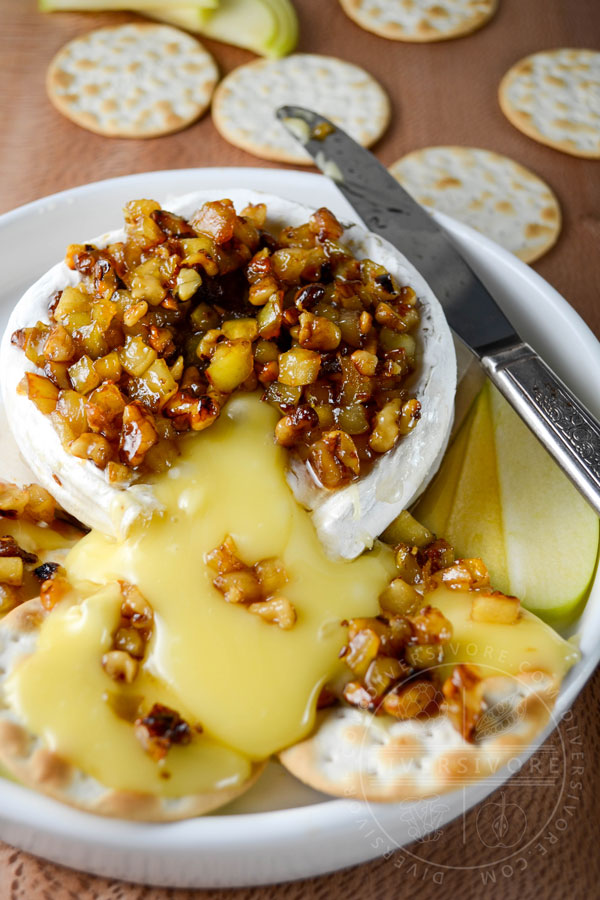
[7,395,395,792]
[4,394,577,797]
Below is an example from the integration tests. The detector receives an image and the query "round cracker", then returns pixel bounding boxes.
[499,48,600,159]
[280,673,557,802]
[0,598,263,821]
[389,146,561,263]
[46,23,219,139]
[338,0,498,42]
[211,55,390,164]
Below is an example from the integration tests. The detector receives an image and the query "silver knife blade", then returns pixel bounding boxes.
[276,105,600,518]
[276,105,516,356]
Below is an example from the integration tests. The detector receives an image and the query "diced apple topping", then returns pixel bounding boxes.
[12,198,422,483]
[470,591,520,625]
[335,523,527,738]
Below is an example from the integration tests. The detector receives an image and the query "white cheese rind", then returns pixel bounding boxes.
[0,190,455,551]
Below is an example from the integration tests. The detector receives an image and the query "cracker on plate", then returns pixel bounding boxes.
[499,48,600,159]
[280,672,556,801]
[212,55,390,164]
[0,597,263,821]
[47,23,219,139]
[338,0,498,42]
[389,146,561,263]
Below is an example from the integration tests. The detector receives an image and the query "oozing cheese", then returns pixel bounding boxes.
[0,518,78,556]
[4,394,577,796]
[0,189,456,554]
[431,587,578,680]
[7,585,252,796]
[7,394,395,790]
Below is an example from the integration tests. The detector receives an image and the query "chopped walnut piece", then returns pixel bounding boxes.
[408,606,453,645]
[418,539,455,574]
[343,680,373,710]
[350,349,378,376]
[428,558,490,592]
[254,557,288,595]
[248,597,297,630]
[344,628,381,678]
[120,582,154,632]
[40,575,71,610]
[102,649,138,684]
[134,703,193,762]
[274,404,318,447]
[207,538,294,628]
[205,535,245,575]
[308,207,344,242]
[69,433,113,469]
[383,680,438,719]
[442,664,486,742]
[369,398,402,453]
[297,312,342,351]
[309,430,360,488]
[214,569,262,604]
[12,198,423,484]
[119,403,158,467]
[114,626,145,659]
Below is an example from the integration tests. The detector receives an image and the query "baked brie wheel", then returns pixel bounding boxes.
[0,190,455,557]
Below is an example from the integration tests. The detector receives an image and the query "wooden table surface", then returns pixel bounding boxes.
[0,0,599,897]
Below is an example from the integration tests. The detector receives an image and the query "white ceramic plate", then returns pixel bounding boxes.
[0,168,598,888]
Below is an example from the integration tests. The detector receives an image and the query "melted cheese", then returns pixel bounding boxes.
[8,395,395,791]
[8,585,251,796]
[4,395,577,796]
[430,586,578,680]
[0,518,79,555]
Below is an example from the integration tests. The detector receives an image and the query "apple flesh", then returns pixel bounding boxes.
[146,0,298,58]
[41,0,299,59]
[40,1,217,11]
[414,382,599,623]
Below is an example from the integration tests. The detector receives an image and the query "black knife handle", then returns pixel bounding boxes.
[482,342,600,517]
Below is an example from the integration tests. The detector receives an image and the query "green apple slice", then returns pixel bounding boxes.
[490,383,599,623]
[415,385,508,592]
[39,0,217,11]
[416,381,599,624]
[413,397,476,539]
[144,5,216,30]
[440,384,509,593]
[147,0,298,58]
[260,0,298,56]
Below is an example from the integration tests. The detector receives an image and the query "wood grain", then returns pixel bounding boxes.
[0,0,599,896]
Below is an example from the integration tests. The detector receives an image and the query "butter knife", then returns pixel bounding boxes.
[276,106,600,517]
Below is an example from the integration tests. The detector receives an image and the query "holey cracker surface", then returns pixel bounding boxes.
[338,0,498,42]
[499,48,600,159]
[46,23,219,139]
[212,55,390,164]
[389,146,561,263]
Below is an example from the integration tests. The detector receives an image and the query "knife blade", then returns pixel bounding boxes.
[276,105,600,517]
